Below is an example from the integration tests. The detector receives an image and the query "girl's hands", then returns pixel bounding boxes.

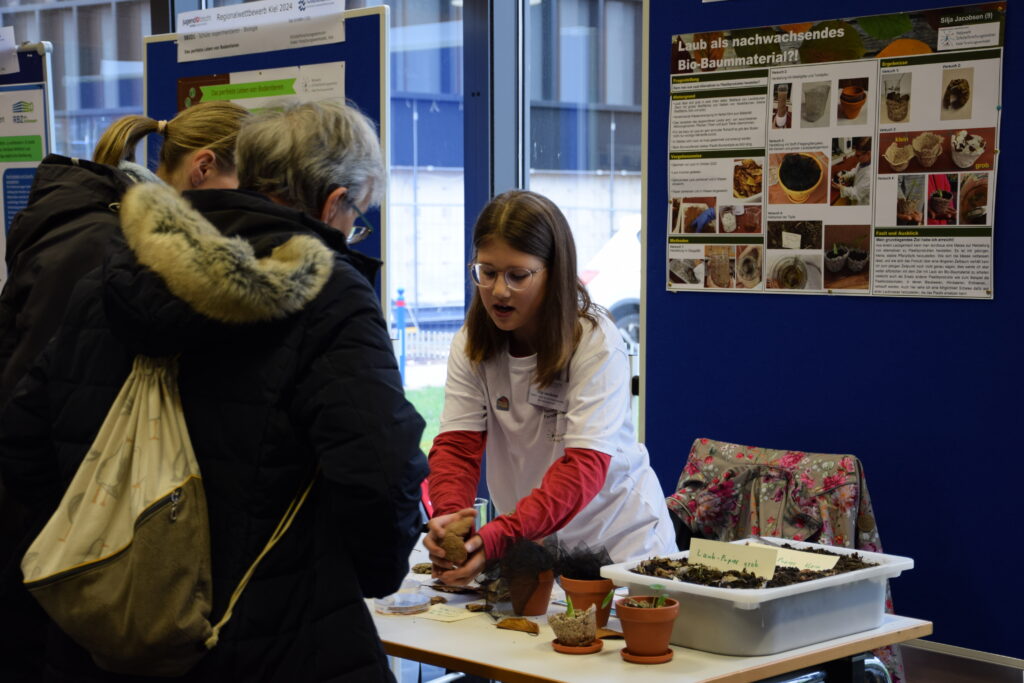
[423,508,486,584]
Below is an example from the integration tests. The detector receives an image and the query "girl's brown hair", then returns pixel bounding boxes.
[92,101,249,175]
[464,190,600,388]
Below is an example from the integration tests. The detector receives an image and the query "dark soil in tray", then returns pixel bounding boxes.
[630,544,878,589]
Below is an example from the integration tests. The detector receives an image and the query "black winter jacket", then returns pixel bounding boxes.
[0,183,428,682]
[0,155,144,410]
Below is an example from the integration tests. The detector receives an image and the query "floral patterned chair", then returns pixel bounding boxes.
[666,437,903,683]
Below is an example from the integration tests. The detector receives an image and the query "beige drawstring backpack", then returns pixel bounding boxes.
[21,356,313,676]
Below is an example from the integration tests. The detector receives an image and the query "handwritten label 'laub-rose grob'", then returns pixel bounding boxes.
[750,543,840,571]
[689,539,777,579]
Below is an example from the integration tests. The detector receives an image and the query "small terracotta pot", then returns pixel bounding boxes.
[560,577,615,628]
[615,597,680,657]
[509,569,555,616]
[839,86,867,119]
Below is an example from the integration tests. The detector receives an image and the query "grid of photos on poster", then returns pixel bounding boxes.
[665,3,1002,299]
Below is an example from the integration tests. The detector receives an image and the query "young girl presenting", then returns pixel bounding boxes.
[425,190,675,585]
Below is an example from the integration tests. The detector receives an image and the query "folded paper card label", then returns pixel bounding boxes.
[420,604,488,623]
[689,539,777,579]
[750,543,840,571]
[781,231,803,250]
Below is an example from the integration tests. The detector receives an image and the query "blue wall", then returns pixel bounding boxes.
[645,0,1019,658]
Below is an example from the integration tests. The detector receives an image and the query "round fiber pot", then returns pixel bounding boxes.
[846,250,869,273]
[615,597,680,657]
[509,569,555,616]
[560,577,615,628]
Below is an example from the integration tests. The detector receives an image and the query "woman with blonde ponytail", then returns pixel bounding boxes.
[93,101,248,190]
[0,100,250,679]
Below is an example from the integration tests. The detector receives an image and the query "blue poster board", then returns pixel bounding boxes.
[143,7,388,286]
[644,0,1018,659]
[0,43,55,290]
[0,43,55,237]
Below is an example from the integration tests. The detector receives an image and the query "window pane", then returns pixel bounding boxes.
[1,0,151,158]
[356,0,465,445]
[530,0,642,355]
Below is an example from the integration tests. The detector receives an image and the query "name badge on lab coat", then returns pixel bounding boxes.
[527,379,568,412]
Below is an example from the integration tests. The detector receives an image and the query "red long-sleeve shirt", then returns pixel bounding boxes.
[427,430,611,559]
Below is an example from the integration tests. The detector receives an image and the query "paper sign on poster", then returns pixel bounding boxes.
[0,27,19,76]
[177,0,346,63]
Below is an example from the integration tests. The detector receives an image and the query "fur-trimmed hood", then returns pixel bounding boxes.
[118,182,334,324]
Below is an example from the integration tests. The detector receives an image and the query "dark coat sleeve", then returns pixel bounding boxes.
[292,264,428,598]
[0,342,62,517]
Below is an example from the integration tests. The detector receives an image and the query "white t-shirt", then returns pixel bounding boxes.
[439,313,676,562]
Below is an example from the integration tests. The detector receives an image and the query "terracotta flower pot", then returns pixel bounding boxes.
[509,569,555,616]
[615,596,680,658]
[839,86,866,119]
[560,577,615,628]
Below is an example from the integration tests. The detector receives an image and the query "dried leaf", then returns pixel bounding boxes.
[466,603,492,612]
[875,38,932,58]
[411,563,433,574]
[798,21,865,64]
[429,596,448,605]
[857,14,912,41]
[596,627,624,640]
[496,618,540,635]
[779,23,814,34]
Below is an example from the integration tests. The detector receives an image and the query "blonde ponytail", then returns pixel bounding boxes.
[92,102,250,175]
[92,116,160,166]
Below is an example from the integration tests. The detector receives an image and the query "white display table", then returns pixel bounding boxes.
[370,544,932,683]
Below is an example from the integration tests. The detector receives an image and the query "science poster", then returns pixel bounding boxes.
[665,3,1003,298]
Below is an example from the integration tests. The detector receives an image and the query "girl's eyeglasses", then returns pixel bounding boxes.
[469,263,545,291]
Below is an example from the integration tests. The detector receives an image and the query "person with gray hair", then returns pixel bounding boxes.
[236,99,384,243]
[0,99,427,680]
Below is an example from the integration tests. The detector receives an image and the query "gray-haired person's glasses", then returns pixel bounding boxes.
[346,200,375,246]
[469,263,545,291]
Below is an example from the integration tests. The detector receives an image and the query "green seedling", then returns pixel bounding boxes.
[651,583,667,608]
[623,583,668,608]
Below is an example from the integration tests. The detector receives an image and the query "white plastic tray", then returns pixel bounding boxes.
[601,537,913,655]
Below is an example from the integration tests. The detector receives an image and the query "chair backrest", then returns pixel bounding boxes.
[666,437,884,553]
